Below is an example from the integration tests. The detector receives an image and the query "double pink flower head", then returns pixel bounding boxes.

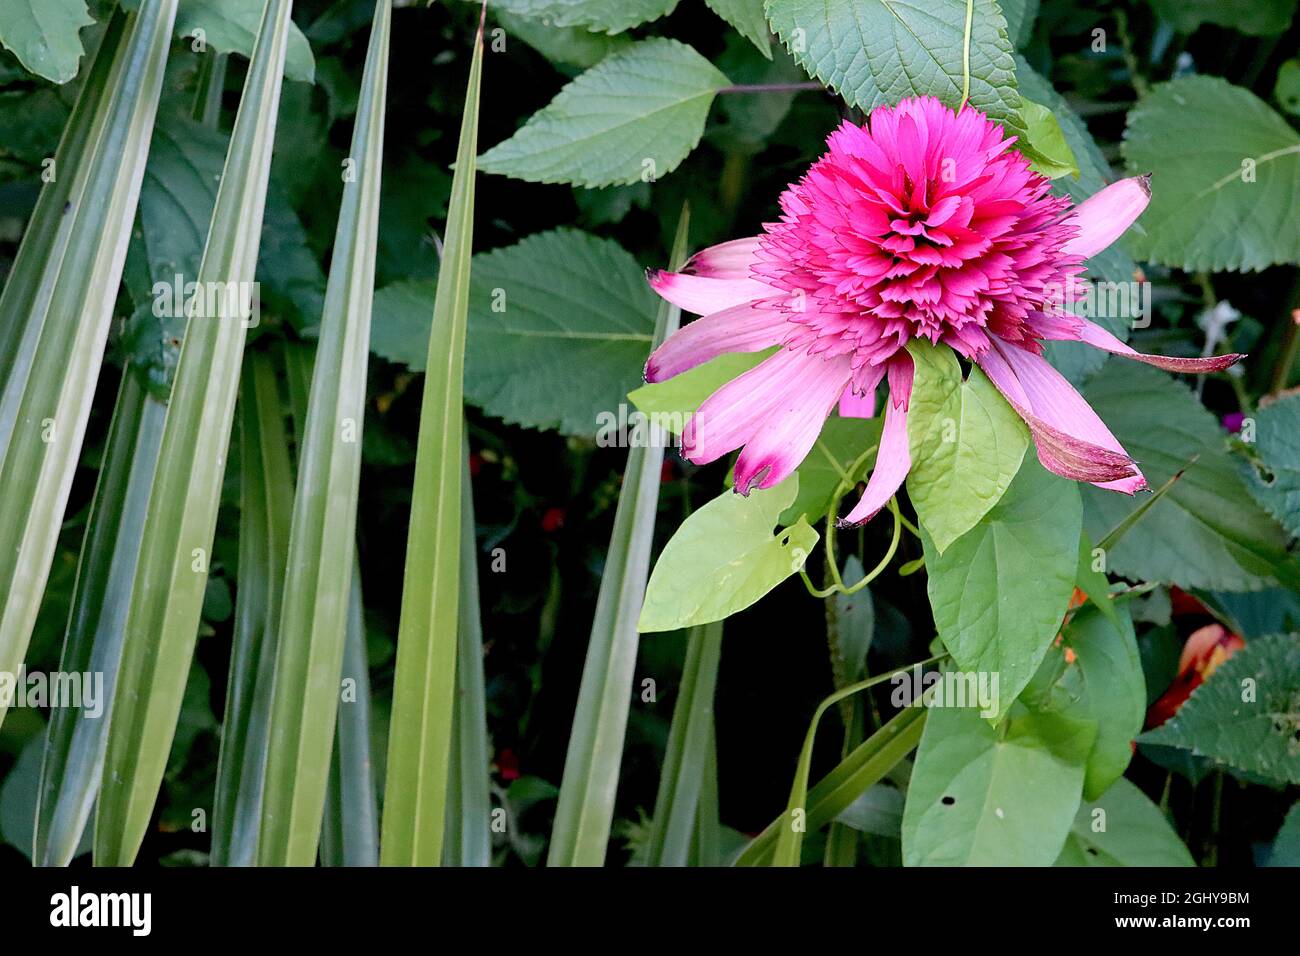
[645,96,1243,525]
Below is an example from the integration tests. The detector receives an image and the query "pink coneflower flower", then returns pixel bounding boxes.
[644,96,1243,525]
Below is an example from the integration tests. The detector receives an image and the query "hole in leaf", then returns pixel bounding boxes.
[941,796,955,806]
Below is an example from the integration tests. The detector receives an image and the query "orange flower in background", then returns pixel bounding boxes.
[1145,623,1245,729]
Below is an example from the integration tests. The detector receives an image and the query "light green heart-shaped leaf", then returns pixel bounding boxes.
[1054,777,1194,866]
[639,476,818,632]
[905,341,1028,554]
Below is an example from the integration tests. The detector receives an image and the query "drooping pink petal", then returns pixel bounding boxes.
[647,268,773,316]
[681,348,839,465]
[644,298,789,382]
[733,355,853,494]
[840,354,914,526]
[1061,175,1151,260]
[838,386,876,418]
[979,340,1146,491]
[1066,315,1245,373]
[682,236,763,278]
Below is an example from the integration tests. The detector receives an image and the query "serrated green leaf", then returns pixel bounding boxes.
[764,0,1022,128]
[468,229,657,434]
[1080,362,1297,592]
[1123,75,1300,272]
[1243,392,1300,538]
[706,0,770,58]
[96,0,296,867]
[1054,776,1194,866]
[902,707,1096,866]
[639,476,818,633]
[478,38,729,188]
[1140,633,1300,786]
[477,0,679,34]
[374,230,658,437]
[905,341,1028,554]
[380,11,484,867]
[923,458,1081,715]
[0,0,94,84]
[0,0,177,733]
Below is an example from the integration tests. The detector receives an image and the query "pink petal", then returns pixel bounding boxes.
[733,355,852,494]
[839,353,914,526]
[1070,316,1246,373]
[682,237,763,278]
[682,348,833,465]
[838,386,876,418]
[979,340,1146,492]
[647,268,773,316]
[1061,175,1151,259]
[644,298,789,382]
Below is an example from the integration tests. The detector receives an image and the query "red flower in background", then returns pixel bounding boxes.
[1145,623,1245,729]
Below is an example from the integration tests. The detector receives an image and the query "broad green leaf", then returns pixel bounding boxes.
[442,444,491,867]
[0,0,177,733]
[96,0,296,867]
[627,349,772,435]
[1074,531,1120,628]
[0,0,94,83]
[1081,362,1298,592]
[1242,392,1300,538]
[373,230,659,437]
[1054,777,1194,866]
[380,12,484,867]
[257,0,388,867]
[495,10,630,69]
[1018,98,1079,179]
[639,476,819,633]
[477,0,679,34]
[1140,633,1300,786]
[1057,604,1146,799]
[905,341,1028,553]
[547,207,688,867]
[1146,0,1298,36]
[705,0,771,58]
[735,703,926,866]
[33,370,165,867]
[765,0,1022,128]
[478,38,729,188]
[645,620,724,866]
[923,458,1081,716]
[122,0,316,81]
[468,230,657,434]
[320,562,380,866]
[781,415,882,526]
[1123,76,1300,271]
[210,352,294,868]
[902,706,1096,866]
